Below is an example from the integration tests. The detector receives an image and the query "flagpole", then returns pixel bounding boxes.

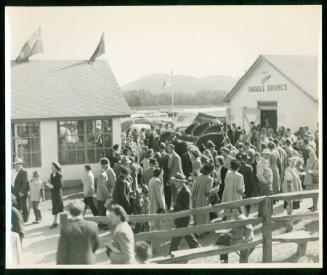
[170,69,174,128]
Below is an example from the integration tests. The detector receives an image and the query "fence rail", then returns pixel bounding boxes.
[60,190,319,263]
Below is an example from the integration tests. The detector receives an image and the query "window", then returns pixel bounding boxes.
[12,122,41,168]
[58,119,112,165]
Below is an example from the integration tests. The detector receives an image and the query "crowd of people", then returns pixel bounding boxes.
[10,120,319,265]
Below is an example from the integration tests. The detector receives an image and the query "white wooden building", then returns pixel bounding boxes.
[224,55,319,132]
[11,60,131,184]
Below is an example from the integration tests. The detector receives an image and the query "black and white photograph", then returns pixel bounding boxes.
[5,5,322,268]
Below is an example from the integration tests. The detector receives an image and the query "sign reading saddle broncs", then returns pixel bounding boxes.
[248,71,288,92]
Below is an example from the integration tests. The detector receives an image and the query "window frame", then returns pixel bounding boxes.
[12,121,42,168]
[57,118,113,166]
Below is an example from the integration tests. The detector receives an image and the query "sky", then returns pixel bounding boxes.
[6,5,321,85]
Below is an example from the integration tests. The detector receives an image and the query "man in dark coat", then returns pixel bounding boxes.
[181,148,193,178]
[12,158,30,222]
[238,153,255,215]
[159,143,172,210]
[169,173,200,254]
[57,200,99,265]
[112,167,131,214]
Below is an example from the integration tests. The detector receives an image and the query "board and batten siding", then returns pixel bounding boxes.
[11,117,122,185]
[228,59,318,132]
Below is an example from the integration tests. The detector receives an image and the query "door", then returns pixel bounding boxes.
[257,101,278,132]
[261,110,277,131]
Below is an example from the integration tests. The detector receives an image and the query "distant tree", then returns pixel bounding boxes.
[123,89,228,107]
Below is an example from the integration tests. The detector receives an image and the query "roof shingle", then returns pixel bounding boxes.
[11,60,131,120]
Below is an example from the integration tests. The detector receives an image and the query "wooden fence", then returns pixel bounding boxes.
[60,190,319,263]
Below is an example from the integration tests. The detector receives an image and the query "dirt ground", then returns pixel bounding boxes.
[18,187,320,266]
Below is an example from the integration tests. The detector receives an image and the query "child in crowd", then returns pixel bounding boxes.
[29,171,45,224]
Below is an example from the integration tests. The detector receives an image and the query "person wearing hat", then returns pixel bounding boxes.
[158,143,171,210]
[238,153,255,216]
[207,140,218,160]
[181,146,193,179]
[247,149,259,198]
[29,171,45,224]
[267,142,281,196]
[142,158,158,186]
[255,152,273,216]
[142,149,154,172]
[221,147,234,170]
[57,200,99,265]
[274,138,288,183]
[192,163,214,226]
[148,167,166,230]
[221,160,245,217]
[167,143,183,206]
[46,162,64,228]
[102,158,117,196]
[190,148,202,175]
[169,173,200,254]
[112,166,132,214]
[113,154,122,176]
[214,155,228,201]
[12,157,30,223]
[97,158,116,220]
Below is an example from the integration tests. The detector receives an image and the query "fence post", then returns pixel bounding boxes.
[60,213,68,228]
[262,197,272,263]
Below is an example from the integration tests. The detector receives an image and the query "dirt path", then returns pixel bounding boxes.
[20,190,319,266]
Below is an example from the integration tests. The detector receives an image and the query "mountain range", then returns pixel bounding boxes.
[121,73,239,95]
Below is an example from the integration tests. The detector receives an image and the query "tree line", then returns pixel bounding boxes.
[123,89,228,107]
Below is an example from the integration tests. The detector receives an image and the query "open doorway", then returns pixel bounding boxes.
[261,109,277,131]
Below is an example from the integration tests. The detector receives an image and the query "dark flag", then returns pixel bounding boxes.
[16,28,43,63]
[88,32,105,64]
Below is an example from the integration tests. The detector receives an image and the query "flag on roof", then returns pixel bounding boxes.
[89,32,105,64]
[15,28,43,63]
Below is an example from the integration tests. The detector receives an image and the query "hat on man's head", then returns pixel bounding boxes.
[100,157,110,166]
[121,155,131,165]
[13,157,24,165]
[149,158,158,166]
[171,172,187,183]
[247,148,256,158]
[52,161,61,171]
[221,147,230,154]
[241,153,250,161]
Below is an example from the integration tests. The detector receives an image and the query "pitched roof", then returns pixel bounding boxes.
[11,60,131,120]
[224,55,319,103]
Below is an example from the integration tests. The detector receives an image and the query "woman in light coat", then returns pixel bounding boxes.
[148,167,166,230]
[192,163,214,225]
[222,160,245,217]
